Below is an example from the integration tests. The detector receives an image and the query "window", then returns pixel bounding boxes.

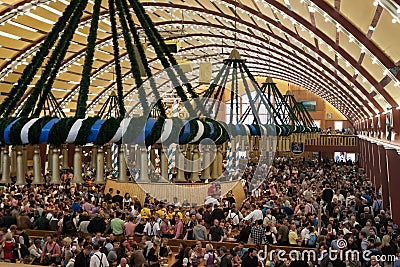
[334,121,343,131]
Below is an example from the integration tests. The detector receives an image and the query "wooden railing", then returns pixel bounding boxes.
[305,134,358,147]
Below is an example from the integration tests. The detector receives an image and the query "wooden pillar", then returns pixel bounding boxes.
[106,145,112,170]
[380,114,386,140]
[48,145,53,172]
[91,145,98,170]
[378,145,390,210]
[201,145,211,180]
[73,146,84,184]
[118,146,128,183]
[161,147,169,180]
[10,146,16,177]
[62,144,68,169]
[385,148,400,223]
[68,143,74,169]
[95,147,105,184]
[176,146,186,182]
[22,145,27,173]
[191,145,200,182]
[16,150,25,185]
[32,145,43,184]
[50,147,60,184]
[1,147,10,184]
[139,146,149,182]
[217,145,223,177]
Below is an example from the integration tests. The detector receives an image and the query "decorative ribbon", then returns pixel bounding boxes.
[20,118,40,144]
[66,119,85,143]
[4,118,20,144]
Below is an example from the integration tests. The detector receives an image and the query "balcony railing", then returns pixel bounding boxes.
[305,134,358,147]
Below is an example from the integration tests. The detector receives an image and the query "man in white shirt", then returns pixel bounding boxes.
[243,204,263,223]
[90,243,109,267]
[143,218,160,237]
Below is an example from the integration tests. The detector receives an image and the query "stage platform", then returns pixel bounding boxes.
[105,179,246,207]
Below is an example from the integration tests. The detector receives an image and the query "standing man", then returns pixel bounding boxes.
[90,243,109,267]
[218,246,232,267]
[111,212,125,241]
[209,219,224,242]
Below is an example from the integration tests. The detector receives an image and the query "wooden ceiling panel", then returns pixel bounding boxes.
[372,9,400,63]
[314,11,336,43]
[338,31,361,61]
[362,53,385,82]
[15,16,53,32]
[385,81,400,106]
[341,0,374,34]
[288,0,311,24]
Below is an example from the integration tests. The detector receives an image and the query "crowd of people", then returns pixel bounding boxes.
[0,156,398,267]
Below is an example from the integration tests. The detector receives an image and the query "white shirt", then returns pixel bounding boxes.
[144,222,160,236]
[90,251,109,267]
[244,209,263,222]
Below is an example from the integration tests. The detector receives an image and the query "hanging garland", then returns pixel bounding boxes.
[163,117,184,145]
[0,0,81,117]
[48,117,78,147]
[0,118,18,144]
[74,117,100,145]
[9,117,31,145]
[28,117,55,144]
[179,119,199,144]
[145,117,165,147]
[94,117,123,146]
[124,116,147,144]
[108,0,125,117]
[75,0,101,118]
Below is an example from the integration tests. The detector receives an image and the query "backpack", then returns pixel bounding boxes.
[64,216,76,234]
[308,233,317,247]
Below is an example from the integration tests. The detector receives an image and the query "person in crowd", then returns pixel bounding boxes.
[90,243,109,267]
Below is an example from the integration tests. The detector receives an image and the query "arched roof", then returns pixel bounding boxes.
[0,0,399,123]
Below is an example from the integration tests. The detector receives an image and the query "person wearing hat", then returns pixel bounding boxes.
[218,246,232,267]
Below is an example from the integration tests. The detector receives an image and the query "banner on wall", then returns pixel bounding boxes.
[291,142,304,156]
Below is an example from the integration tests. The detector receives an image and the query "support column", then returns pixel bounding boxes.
[191,145,200,182]
[176,146,186,182]
[32,145,43,184]
[48,145,53,172]
[161,147,169,180]
[1,146,10,184]
[50,147,60,184]
[95,147,105,184]
[201,145,211,180]
[62,144,68,169]
[106,145,112,170]
[372,143,380,192]
[217,145,223,177]
[16,150,25,185]
[22,145,27,173]
[10,146,16,177]
[378,144,389,209]
[118,146,128,183]
[139,146,149,182]
[73,146,84,184]
[91,145,98,170]
[385,148,400,223]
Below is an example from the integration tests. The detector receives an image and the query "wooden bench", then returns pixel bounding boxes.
[25,229,58,240]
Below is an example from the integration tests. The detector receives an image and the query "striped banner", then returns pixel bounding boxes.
[112,143,118,178]
[235,137,240,170]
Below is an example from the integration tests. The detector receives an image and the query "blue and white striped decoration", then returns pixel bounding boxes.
[172,99,179,117]
[111,143,118,178]
[226,142,233,181]
[167,144,176,183]
[235,137,240,170]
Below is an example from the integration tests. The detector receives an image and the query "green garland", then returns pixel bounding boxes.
[74,117,100,145]
[115,0,149,115]
[205,118,222,142]
[145,117,165,147]
[75,0,101,118]
[0,0,80,117]
[33,0,90,117]
[108,0,125,117]
[198,120,211,143]
[28,117,55,144]
[120,0,165,118]
[127,0,200,117]
[253,124,262,136]
[9,117,31,145]
[0,117,18,144]
[48,118,78,147]
[227,123,238,137]
[94,117,122,146]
